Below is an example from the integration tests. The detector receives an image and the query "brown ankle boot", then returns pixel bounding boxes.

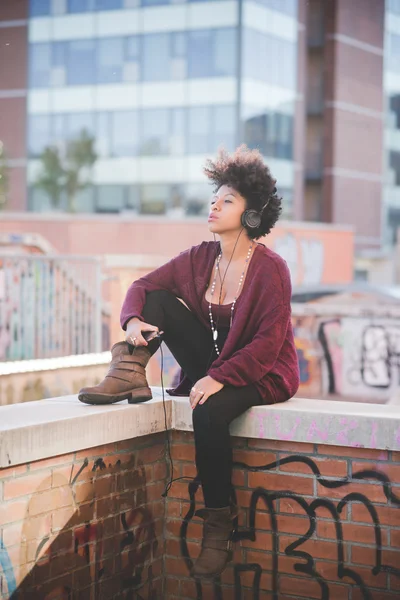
[78,341,152,405]
[190,505,238,579]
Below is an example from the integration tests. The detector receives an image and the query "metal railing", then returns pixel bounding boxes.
[0,254,103,361]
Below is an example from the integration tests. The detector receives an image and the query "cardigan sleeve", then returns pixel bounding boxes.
[207,303,291,387]
[120,250,188,330]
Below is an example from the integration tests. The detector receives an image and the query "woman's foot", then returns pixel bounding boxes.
[78,341,152,405]
[190,505,238,579]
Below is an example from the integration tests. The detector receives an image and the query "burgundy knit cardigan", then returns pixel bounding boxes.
[120,241,300,404]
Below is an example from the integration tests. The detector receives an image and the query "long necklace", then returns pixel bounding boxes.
[208,241,254,356]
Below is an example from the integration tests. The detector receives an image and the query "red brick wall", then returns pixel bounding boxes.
[0,433,167,599]
[165,432,400,600]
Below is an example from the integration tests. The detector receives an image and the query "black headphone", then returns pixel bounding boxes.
[240,187,277,229]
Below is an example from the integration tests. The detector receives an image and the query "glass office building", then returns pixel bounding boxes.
[384,0,400,245]
[27,0,299,215]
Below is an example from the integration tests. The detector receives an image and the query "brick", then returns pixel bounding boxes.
[279,455,348,478]
[352,461,400,483]
[52,466,74,488]
[240,531,273,551]
[351,545,400,571]
[29,452,75,471]
[165,480,192,502]
[248,472,314,496]
[0,464,28,479]
[353,591,399,600]
[317,444,388,461]
[317,520,389,546]
[279,535,348,561]
[51,506,76,532]
[153,461,167,481]
[317,481,387,503]
[181,462,197,479]
[28,486,73,517]
[232,469,246,487]
[164,556,191,577]
[3,472,52,500]
[279,576,349,600]
[316,559,388,589]
[391,529,400,548]
[248,439,314,453]
[93,475,115,498]
[233,450,277,468]
[75,443,119,461]
[352,503,400,527]
[171,443,196,462]
[0,498,28,526]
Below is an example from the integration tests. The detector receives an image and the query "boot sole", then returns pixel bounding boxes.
[78,387,153,405]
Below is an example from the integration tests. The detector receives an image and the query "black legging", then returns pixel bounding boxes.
[140,290,263,508]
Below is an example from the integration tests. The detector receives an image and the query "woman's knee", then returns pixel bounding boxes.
[192,396,227,433]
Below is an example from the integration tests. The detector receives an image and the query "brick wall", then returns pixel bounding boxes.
[165,431,400,600]
[0,432,167,599]
[1,428,400,599]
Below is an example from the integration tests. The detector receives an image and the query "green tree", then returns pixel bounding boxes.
[0,141,9,210]
[34,146,65,209]
[34,129,97,213]
[64,129,97,213]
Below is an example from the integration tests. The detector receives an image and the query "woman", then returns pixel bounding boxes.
[78,145,300,579]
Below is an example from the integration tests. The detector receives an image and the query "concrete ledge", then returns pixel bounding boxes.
[1,389,399,468]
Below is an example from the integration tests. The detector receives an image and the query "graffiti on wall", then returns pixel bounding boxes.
[0,454,160,599]
[293,315,400,401]
[0,256,103,361]
[180,456,400,600]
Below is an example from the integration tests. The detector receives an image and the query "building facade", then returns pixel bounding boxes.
[384,0,400,245]
[1,0,398,254]
[23,0,298,217]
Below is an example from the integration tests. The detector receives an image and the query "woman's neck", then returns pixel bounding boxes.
[217,231,254,263]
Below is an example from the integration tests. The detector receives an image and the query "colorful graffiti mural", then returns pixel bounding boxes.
[0,255,104,361]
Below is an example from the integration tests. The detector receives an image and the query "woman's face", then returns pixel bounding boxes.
[207,185,247,235]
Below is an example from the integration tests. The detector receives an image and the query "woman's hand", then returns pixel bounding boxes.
[125,318,159,347]
[190,376,224,409]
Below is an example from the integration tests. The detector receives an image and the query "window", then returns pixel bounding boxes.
[97,38,124,83]
[66,41,96,85]
[67,0,95,11]
[142,0,170,5]
[140,185,169,214]
[96,185,126,212]
[212,106,236,152]
[111,111,139,156]
[52,42,67,86]
[184,183,210,215]
[141,108,185,155]
[387,0,400,15]
[96,0,123,9]
[188,31,212,77]
[141,109,170,155]
[96,112,111,157]
[243,108,294,159]
[66,113,95,140]
[252,0,297,16]
[30,0,51,16]
[188,107,211,153]
[124,36,141,81]
[28,115,51,157]
[188,29,236,78]
[243,29,296,89]
[214,29,236,76]
[29,43,51,88]
[142,34,170,81]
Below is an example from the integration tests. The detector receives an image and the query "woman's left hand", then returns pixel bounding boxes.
[190,376,224,409]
